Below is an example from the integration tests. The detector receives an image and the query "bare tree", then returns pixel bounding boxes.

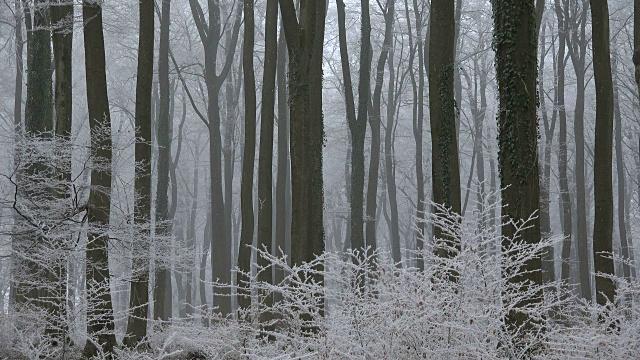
[256,0,279,322]
[565,0,591,300]
[278,0,327,314]
[492,0,542,330]
[336,0,371,266]
[555,0,573,286]
[366,0,395,266]
[187,0,242,316]
[82,0,117,354]
[238,0,256,312]
[430,0,462,263]
[124,0,154,344]
[590,0,615,307]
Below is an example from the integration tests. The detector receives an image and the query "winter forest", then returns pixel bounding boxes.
[1,0,640,358]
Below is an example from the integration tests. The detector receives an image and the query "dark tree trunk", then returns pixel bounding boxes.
[187,0,241,317]
[538,24,557,285]
[492,0,542,330]
[237,0,256,312]
[590,0,615,306]
[555,0,573,286]
[385,40,401,265]
[274,24,290,292]
[82,0,117,354]
[125,0,155,344]
[24,0,52,135]
[154,0,173,322]
[49,0,73,343]
[633,0,640,280]
[336,0,368,265]
[169,83,185,317]
[278,0,327,314]
[9,0,24,311]
[612,52,631,281]
[366,0,394,267]
[52,0,72,139]
[413,0,427,271]
[13,0,23,137]
[430,0,462,263]
[256,0,279,322]
[565,0,591,301]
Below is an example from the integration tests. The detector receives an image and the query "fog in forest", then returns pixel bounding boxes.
[0,0,639,358]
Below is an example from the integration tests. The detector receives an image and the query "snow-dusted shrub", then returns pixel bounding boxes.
[129,198,639,360]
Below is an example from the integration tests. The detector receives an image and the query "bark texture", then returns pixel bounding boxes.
[590,0,615,306]
[492,0,543,330]
[429,0,462,261]
[83,0,117,354]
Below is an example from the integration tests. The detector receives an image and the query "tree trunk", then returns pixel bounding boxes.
[50,0,73,343]
[565,0,591,301]
[9,0,24,311]
[633,0,640,280]
[256,0,278,322]
[413,0,427,271]
[492,0,542,330]
[590,0,615,306]
[82,0,117,354]
[278,0,327,314]
[186,135,201,317]
[274,24,290,292]
[430,0,462,263]
[336,0,370,266]
[237,0,257,312]
[187,0,241,317]
[153,0,173,322]
[124,0,154,344]
[366,0,394,267]
[612,52,631,281]
[555,0,573,286]
[199,208,211,326]
[385,40,401,265]
[538,24,556,285]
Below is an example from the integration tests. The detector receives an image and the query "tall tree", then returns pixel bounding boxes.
[83,0,117,354]
[590,0,615,307]
[634,0,640,226]
[278,0,326,306]
[124,0,154,345]
[460,27,490,246]
[565,0,591,300]
[429,0,462,261]
[336,0,371,264]
[612,52,632,281]
[49,0,73,343]
[409,0,427,271]
[9,0,24,313]
[154,0,173,322]
[238,0,256,312]
[366,0,394,265]
[555,0,573,286]
[538,24,557,285]
[256,0,279,320]
[15,0,55,343]
[187,0,242,317]
[274,24,291,293]
[384,38,402,265]
[185,131,202,318]
[492,0,543,329]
